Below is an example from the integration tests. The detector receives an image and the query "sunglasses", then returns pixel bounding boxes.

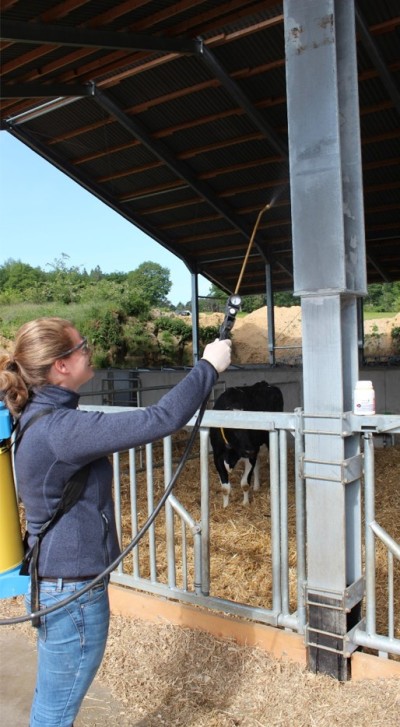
[56,337,89,359]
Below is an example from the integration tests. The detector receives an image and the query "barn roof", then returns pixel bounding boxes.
[1,1,399,296]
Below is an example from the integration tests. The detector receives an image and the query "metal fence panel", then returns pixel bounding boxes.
[82,405,400,656]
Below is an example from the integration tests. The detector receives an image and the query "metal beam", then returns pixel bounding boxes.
[1,83,93,99]
[355,5,400,118]
[0,96,79,125]
[366,253,390,282]
[92,86,291,282]
[199,44,288,159]
[0,19,202,56]
[191,273,200,364]
[93,86,254,238]
[266,263,276,365]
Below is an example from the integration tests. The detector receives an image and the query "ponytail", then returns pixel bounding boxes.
[0,317,75,417]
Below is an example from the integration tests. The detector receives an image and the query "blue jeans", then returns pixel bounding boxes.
[25,578,110,727]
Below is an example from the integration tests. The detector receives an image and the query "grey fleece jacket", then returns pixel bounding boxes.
[15,360,217,578]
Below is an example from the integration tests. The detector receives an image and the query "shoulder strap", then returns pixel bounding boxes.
[38,463,92,535]
[13,408,54,452]
[22,463,91,628]
[17,406,90,539]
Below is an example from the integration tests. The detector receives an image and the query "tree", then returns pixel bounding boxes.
[198,283,227,312]
[44,254,85,303]
[89,265,103,281]
[0,258,45,293]
[364,282,400,312]
[207,283,227,300]
[241,294,265,312]
[273,291,300,307]
[127,261,172,307]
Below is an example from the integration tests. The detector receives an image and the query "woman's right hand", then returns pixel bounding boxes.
[201,338,232,373]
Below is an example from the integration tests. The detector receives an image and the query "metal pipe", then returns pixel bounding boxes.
[277,613,300,631]
[4,96,78,124]
[266,263,276,366]
[146,443,157,582]
[129,448,140,577]
[163,437,176,588]
[167,494,196,529]
[369,521,400,560]
[191,272,200,364]
[295,409,307,633]
[302,430,347,436]
[113,571,281,625]
[388,551,394,640]
[363,433,376,635]
[200,427,211,596]
[193,528,202,596]
[181,521,188,591]
[353,629,400,656]
[279,430,289,616]
[270,430,281,615]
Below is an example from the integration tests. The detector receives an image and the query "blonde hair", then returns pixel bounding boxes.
[0,317,75,418]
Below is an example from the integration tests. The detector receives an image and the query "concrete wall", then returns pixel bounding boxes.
[79,365,400,415]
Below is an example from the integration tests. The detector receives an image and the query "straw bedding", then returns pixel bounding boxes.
[117,438,399,639]
[2,442,399,726]
[4,606,399,726]
[82,441,400,725]
[97,616,400,726]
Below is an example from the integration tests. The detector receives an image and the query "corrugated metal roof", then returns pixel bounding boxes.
[1,0,399,293]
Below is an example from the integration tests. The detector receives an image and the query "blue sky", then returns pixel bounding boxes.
[0,133,210,306]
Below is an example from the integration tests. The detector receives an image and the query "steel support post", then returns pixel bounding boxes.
[266,263,276,365]
[191,271,200,364]
[284,0,367,679]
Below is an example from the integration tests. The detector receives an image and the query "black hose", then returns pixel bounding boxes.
[1,306,237,627]
[0,398,208,627]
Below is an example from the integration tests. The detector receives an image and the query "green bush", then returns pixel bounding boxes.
[156,316,192,339]
[199,325,220,345]
[90,351,111,368]
[391,326,400,353]
[124,322,157,367]
[158,330,175,363]
[151,316,193,366]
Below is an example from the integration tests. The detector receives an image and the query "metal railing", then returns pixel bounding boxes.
[352,431,400,657]
[82,405,400,657]
[83,404,305,633]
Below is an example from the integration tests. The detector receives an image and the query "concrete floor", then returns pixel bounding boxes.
[0,631,126,726]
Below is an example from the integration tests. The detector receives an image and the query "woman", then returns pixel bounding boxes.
[0,316,231,727]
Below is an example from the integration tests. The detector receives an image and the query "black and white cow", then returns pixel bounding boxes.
[210,381,284,507]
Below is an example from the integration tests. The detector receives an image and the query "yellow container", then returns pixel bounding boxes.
[0,445,24,573]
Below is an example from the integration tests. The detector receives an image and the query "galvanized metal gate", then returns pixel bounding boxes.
[83,404,400,660]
